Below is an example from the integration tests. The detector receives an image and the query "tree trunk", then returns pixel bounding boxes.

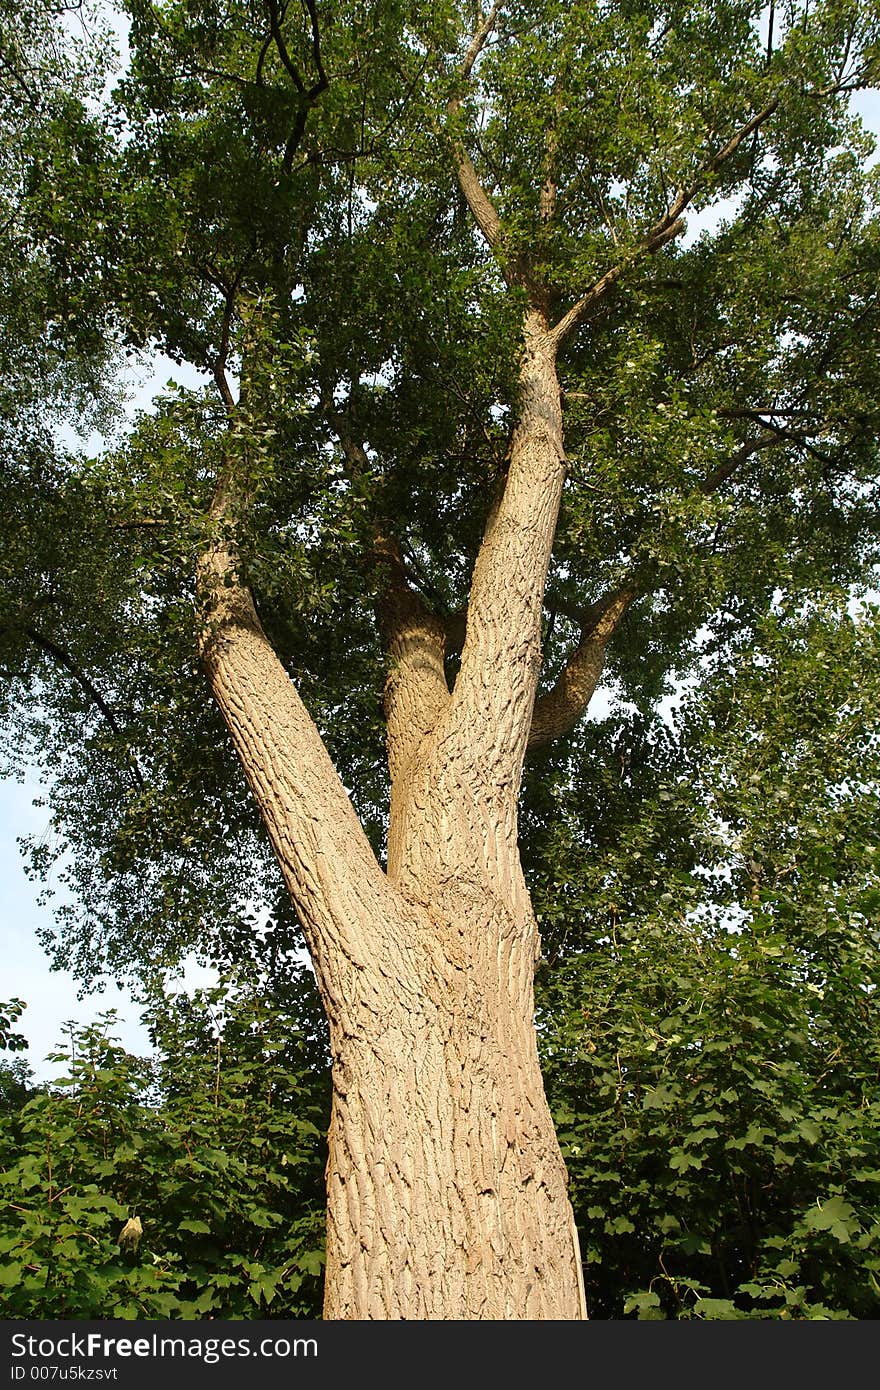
[323,883,586,1319]
[197,308,587,1319]
[198,598,587,1315]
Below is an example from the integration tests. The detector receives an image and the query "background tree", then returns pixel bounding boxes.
[1,0,879,1318]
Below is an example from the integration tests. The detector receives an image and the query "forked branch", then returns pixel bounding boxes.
[551,100,779,346]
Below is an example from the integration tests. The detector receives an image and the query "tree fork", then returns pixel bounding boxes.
[193,300,587,1316]
[197,530,586,1319]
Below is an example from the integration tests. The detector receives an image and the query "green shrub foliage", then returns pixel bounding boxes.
[0,976,328,1318]
[534,599,880,1318]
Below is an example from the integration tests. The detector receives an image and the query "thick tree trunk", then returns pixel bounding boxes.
[198,608,585,1313]
[197,308,587,1319]
[323,886,585,1319]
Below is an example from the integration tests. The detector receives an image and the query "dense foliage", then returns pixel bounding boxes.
[2,0,878,978]
[535,596,880,1319]
[0,973,328,1318]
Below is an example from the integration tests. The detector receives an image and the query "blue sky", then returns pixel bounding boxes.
[0,774,148,1072]
[3,85,879,1081]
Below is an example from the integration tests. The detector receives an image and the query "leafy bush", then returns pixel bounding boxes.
[536,602,880,1319]
[542,914,880,1319]
[0,975,328,1318]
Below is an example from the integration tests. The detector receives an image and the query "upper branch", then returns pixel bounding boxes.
[258,0,329,171]
[326,409,450,713]
[197,414,388,982]
[447,129,505,259]
[701,432,783,493]
[266,0,305,91]
[461,0,504,80]
[447,4,508,265]
[206,266,246,414]
[301,0,328,94]
[527,586,636,751]
[550,100,779,347]
[718,410,837,466]
[540,105,560,225]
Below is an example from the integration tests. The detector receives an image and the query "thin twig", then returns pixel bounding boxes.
[551,100,780,346]
[22,628,146,792]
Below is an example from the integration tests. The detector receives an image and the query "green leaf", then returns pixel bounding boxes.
[804,1197,860,1244]
[692,1298,744,1320]
[623,1290,665,1319]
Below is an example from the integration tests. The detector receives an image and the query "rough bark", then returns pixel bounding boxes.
[197,355,588,1315]
[323,887,586,1319]
[528,587,636,751]
[373,533,450,881]
[192,292,589,1318]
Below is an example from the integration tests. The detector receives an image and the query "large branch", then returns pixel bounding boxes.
[372,533,451,878]
[446,308,566,790]
[197,473,389,993]
[527,586,636,751]
[523,424,787,752]
[331,428,450,766]
[373,536,449,728]
[523,431,775,753]
[324,417,452,876]
[701,431,781,493]
[192,55,370,965]
[550,100,779,347]
[520,425,783,757]
[718,410,837,465]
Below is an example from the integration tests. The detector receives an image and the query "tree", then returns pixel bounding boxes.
[1,0,879,1319]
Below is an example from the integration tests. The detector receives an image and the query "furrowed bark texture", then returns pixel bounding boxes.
[197,309,586,1319]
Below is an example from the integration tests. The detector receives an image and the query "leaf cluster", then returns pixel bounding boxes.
[0,970,328,1318]
[534,597,880,1318]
